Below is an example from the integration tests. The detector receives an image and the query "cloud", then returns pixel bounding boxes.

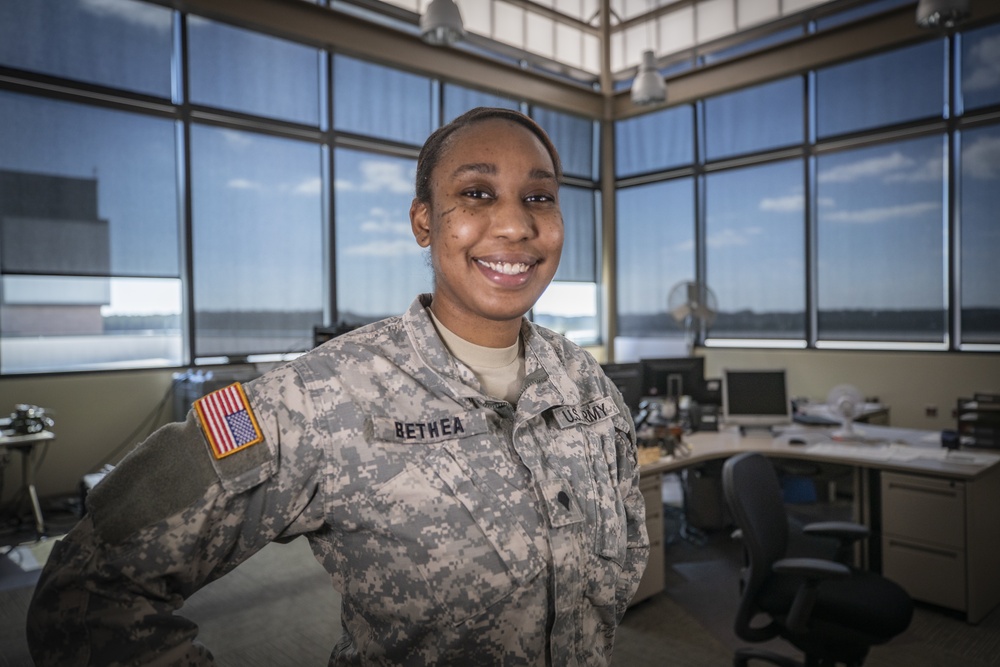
[220,129,254,148]
[823,201,938,224]
[706,227,763,248]
[964,134,1000,180]
[294,177,322,196]
[759,194,803,213]
[80,0,170,30]
[344,240,424,257]
[227,178,261,190]
[818,151,915,183]
[338,160,414,194]
[884,155,942,183]
[360,220,411,235]
[964,34,1000,93]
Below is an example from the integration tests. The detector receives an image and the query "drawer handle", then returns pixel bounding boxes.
[888,539,959,559]
[887,482,958,498]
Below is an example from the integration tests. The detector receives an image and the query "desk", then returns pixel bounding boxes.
[0,430,55,536]
[637,425,1000,623]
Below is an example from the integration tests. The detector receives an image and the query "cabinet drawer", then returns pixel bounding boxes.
[632,523,665,606]
[881,471,965,549]
[882,535,966,611]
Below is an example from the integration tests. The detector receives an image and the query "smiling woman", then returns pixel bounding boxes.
[27,107,648,667]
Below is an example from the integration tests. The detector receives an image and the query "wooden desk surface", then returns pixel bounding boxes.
[640,425,1000,480]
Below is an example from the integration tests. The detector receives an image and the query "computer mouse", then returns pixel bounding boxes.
[788,437,807,445]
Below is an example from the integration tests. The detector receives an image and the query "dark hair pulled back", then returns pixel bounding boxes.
[414,107,562,204]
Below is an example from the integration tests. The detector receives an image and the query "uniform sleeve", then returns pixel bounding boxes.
[610,384,649,621]
[25,366,325,667]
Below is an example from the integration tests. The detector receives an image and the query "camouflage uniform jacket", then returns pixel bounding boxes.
[27,294,648,666]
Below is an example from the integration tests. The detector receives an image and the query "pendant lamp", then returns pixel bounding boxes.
[916,0,971,28]
[631,50,667,105]
[421,0,466,46]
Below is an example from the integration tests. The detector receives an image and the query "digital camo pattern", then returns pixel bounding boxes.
[27,294,648,666]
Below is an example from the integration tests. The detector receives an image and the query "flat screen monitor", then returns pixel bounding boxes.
[721,369,791,429]
[600,362,644,413]
[640,356,706,402]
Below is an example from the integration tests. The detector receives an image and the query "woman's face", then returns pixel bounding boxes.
[410,119,564,345]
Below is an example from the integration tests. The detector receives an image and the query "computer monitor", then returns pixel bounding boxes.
[600,362,644,413]
[639,356,706,402]
[721,369,791,429]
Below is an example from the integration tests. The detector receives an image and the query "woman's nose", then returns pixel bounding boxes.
[490,200,535,240]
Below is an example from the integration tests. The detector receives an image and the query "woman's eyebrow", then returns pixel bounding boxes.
[451,162,495,178]
[450,163,557,182]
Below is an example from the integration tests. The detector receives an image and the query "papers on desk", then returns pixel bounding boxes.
[805,442,1000,467]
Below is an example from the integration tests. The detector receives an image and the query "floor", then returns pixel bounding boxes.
[1,479,1000,666]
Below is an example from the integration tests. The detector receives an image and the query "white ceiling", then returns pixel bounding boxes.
[374,0,837,78]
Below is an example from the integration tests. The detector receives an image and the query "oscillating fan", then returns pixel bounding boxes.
[827,384,865,440]
[667,281,717,356]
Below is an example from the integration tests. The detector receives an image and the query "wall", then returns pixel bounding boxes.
[3,349,999,501]
[702,348,1000,431]
[0,369,177,503]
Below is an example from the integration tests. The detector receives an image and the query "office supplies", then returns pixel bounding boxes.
[721,369,791,432]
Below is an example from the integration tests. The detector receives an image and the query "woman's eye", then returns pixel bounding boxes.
[525,193,555,203]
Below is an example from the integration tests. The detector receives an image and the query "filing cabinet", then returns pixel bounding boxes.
[631,472,665,605]
[881,471,966,612]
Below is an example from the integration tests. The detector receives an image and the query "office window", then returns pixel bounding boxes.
[960,124,1000,345]
[615,105,695,178]
[615,178,696,338]
[442,85,520,124]
[533,184,599,344]
[190,125,324,358]
[961,23,1000,112]
[704,76,803,161]
[0,0,173,98]
[705,159,805,339]
[334,55,433,145]
[817,40,945,138]
[816,136,945,342]
[532,106,596,180]
[334,148,429,325]
[187,17,322,126]
[0,92,181,373]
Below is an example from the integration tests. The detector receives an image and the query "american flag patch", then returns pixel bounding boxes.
[194,383,263,459]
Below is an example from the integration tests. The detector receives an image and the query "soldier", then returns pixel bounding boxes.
[26,107,649,666]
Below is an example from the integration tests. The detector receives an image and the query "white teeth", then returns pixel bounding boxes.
[479,260,530,275]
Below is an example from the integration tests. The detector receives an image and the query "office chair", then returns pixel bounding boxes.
[721,453,913,667]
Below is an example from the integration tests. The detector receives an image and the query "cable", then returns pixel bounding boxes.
[90,378,180,473]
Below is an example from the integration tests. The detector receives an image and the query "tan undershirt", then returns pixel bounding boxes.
[428,309,526,404]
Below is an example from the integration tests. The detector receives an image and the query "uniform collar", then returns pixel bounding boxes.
[403,294,579,411]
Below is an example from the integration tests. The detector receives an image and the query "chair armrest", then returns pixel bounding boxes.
[803,521,869,543]
[772,557,850,580]
[803,521,869,564]
[772,557,850,633]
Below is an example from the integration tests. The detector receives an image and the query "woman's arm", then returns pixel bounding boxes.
[26,372,324,666]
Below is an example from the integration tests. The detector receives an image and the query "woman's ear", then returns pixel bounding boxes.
[410,198,431,248]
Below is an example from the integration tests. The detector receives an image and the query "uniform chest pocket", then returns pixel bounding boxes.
[573,413,633,565]
[371,444,544,625]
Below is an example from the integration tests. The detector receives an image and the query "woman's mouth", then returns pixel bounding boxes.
[476,259,532,275]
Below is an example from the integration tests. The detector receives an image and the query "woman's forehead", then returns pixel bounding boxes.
[438,119,555,172]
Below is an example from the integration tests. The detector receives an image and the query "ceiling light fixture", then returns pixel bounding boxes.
[916,0,971,29]
[420,0,466,46]
[631,50,667,106]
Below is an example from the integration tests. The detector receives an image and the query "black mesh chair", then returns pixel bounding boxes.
[721,452,914,667]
